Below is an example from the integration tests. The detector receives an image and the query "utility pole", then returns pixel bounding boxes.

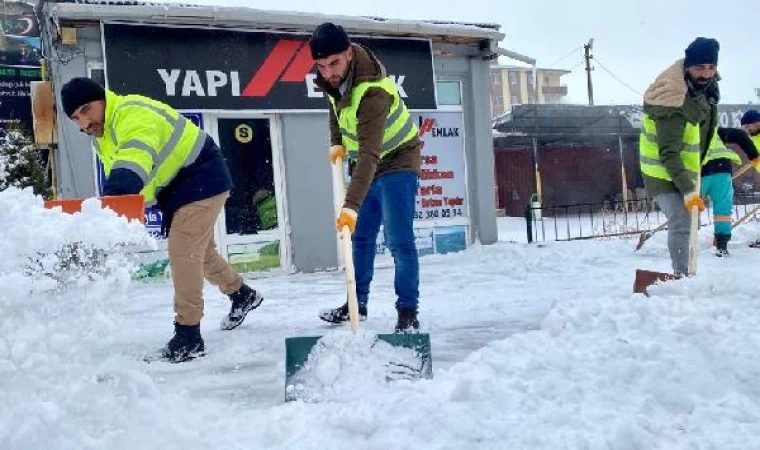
[584,38,594,106]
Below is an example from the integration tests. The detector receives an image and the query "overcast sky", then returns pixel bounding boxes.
[158,0,756,105]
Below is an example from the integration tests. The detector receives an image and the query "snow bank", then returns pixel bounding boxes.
[3,209,760,448]
[0,188,155,300]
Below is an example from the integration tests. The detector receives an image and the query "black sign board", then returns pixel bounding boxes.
[104,23,437,110]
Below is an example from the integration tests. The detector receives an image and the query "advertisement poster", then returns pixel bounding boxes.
[0,65,40,131]
[375,227,435,257]
[375,225,467,256]
[433,225,467,254]
[365,111,469,257]
[415,228,435,256]
[413,111,468,222]
[0,1,41,134]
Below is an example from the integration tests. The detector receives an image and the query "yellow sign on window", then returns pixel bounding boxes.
[234,124,253,143]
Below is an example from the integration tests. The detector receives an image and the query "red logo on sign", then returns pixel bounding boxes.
[242,39,315,97]
[418,117,435,137]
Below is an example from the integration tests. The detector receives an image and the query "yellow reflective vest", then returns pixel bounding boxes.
[703,129,741,165]
[752,135,760,172]
[94,90,206,206]
[639,114,701,183]
[328,77,417,160]
[639,114,740,183]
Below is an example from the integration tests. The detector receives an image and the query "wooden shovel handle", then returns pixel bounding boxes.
[332,156,360,334]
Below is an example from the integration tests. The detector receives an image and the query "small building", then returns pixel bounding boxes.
[489,65,570,118]
[39,1,507,274]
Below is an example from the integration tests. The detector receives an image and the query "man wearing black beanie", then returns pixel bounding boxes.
[310,22,424,332]
[60,77,265,362]
[640,38,759,272]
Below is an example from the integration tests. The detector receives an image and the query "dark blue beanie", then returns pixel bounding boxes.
[741,110,760,126]
[684,37,719,67]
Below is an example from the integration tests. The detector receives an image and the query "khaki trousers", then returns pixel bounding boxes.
[168,192,243,325]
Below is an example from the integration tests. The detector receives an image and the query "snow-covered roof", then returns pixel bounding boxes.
[48,0,504,42]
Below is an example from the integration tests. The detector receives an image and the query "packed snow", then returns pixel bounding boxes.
[3,188,760,449]
[285,330,427,403]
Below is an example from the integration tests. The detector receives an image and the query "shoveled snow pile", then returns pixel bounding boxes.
[286,330,427,402]
[0,188,155,299]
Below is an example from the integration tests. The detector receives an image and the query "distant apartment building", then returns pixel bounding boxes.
[490,65,570,118]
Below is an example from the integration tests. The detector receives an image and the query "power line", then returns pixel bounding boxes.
[566,59,586,72]
[548,46,583,68]
[593,56,643,98]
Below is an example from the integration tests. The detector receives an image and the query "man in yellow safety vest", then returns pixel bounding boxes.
[309,23,424,332]
[640,38,735,274]
[61,77,264,362]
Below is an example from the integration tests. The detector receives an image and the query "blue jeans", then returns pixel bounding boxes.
[701,173,733,235]
[352,171,419,312]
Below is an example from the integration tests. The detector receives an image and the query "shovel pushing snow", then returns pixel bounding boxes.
[44,194,145,223]
[284,158,432,402]
[634,175,702,296]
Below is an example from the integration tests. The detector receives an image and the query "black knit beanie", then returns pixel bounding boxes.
[61,77,106,117]
[309,22,351,59]
[684,37,720,68]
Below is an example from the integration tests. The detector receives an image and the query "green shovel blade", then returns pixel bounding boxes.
[284,333,433,402]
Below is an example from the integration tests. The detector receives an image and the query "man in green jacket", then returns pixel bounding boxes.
[640,38,720,275]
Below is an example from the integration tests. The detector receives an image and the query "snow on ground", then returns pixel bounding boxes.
[3,189,760,449]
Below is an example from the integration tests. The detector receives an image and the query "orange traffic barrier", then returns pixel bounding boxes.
[44,194,145,223]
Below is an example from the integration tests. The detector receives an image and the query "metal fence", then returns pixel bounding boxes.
[525,193,760,243]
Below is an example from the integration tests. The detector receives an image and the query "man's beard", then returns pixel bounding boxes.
[328,67,349,89]
[328,77,343,88]
[688,73,713,88]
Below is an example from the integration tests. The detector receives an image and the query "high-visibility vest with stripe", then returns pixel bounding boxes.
[752,135,760,172]
[328,77,417,160]
[702,128,741,165]
[639,114,701,182]
[95,90,206,206]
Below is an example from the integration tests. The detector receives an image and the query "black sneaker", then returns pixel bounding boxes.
[220,284,263,330]
[319,301,367,324]
[159,323,205,363]
[715,233,730,258]
[395,308,419,333]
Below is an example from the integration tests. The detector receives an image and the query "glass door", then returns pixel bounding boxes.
[212,115,289,273]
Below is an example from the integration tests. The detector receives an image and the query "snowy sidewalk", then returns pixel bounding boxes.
[3,209,760,448]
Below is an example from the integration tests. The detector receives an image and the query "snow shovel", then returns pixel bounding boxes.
[284,157,432,402]
[634,175,702,296]
[44,194,145,223]
[635,163,753,252]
